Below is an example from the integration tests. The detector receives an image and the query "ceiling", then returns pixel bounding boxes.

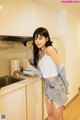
[36,0,80,14]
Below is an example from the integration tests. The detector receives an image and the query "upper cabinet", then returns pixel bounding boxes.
[0,0,18,35]
[0,0,37,36]
[18,1,58,37]
[18,0,37,36]
[0,0,58,37]
[36,4,58,37]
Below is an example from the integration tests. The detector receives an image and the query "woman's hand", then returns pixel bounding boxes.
[22,59,30,69]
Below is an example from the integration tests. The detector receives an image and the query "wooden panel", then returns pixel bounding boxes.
[27,80,42,120]
[0,87,26,120]
[64,94,80,120]
[0,0,17,35]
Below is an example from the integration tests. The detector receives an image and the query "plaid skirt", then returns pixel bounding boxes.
[43,74,68,106]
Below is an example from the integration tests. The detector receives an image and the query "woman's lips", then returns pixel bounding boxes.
[36,44,41,47]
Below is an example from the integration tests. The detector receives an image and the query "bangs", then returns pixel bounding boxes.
[34,34,43,39]
[33,27,48,41]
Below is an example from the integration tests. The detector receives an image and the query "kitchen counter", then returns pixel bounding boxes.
[0,74,43,120]
[0,75,41,96]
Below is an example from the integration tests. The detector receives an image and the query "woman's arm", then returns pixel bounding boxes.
[47,46,62,67]
[47,46,69,91]
[22,59,42,78]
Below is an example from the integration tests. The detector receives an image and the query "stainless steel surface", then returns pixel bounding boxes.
[13,70,20,77]
[0,75,25,88]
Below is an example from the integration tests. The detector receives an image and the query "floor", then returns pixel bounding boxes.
[45,94,80,120]
[64,94,80,120]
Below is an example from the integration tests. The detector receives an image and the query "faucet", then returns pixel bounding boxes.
[13,70,20,77]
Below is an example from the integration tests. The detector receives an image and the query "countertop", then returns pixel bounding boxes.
[0,74,41,96]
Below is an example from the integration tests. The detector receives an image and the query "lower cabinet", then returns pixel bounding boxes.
[44,97,48,120]
[0,79,43,120]
[26,80,42,120]
[0,87,26,120]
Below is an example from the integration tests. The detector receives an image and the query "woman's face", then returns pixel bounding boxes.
[34,34,48,49]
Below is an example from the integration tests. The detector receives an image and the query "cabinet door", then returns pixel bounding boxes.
[0,0,17,35]
[44,97,48,119]
[18,0,37,36]
[26,80,42,120]
[0,87,26,120]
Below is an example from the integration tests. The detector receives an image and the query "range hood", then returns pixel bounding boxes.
[0,35,33,46]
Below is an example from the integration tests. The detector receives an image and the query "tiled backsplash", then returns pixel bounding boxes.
[0,42,28,76]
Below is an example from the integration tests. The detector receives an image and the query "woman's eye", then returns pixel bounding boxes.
[39,38,42,40]
[39,37,43,40]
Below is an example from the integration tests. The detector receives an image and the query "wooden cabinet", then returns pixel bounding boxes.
[0,79,43,120]
[0,0,18,35]
[0,0,58,37]
[0,87,26,120]
[18,0,37,36]
[44,97,48,119]
[36,4,58,37]
[26,80,43,120]
[0,0,37,36]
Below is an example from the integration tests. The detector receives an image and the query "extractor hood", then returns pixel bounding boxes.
[0,35,33,46]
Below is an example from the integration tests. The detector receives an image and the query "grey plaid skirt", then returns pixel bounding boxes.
[43,74,68,106]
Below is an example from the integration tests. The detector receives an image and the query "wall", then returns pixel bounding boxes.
[57,9,80,102]
[0,43,27,76]
[66,11,80,101]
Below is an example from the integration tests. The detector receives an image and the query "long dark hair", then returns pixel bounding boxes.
[33,27,53,67]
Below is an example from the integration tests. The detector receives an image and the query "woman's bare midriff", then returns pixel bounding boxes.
[45,76,56,81]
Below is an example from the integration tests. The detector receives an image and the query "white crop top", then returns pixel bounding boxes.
[38,54,58,78]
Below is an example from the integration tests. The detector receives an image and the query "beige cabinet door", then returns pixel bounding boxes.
[18,0,37,36]
[0,0,18,35]
[0,87,26,120]
[26,80,43,120]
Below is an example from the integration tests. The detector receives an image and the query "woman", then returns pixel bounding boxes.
[22,27,69,120]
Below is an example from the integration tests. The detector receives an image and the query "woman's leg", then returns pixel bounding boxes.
[54,105,64,120]
[58,105,64,120]
[45,97,64,120]
[45,97,56,120]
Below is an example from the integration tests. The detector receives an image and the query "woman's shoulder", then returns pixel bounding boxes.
[46,46,56,53]
[47,46,53,49]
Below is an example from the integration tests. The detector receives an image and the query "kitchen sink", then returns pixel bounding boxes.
[0,75,25,88]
